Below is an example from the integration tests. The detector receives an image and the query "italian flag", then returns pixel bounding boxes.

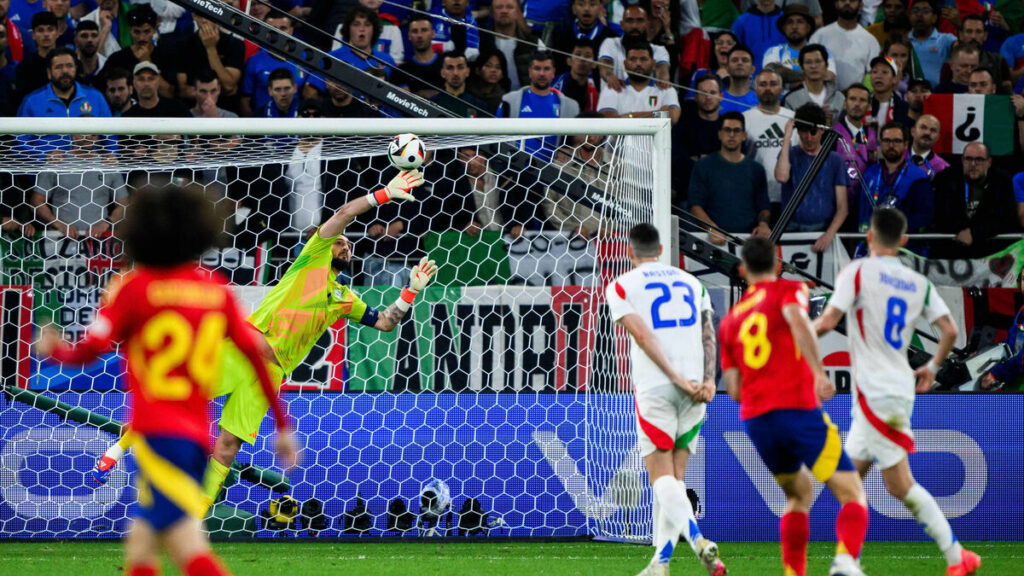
[922,94,1014,155]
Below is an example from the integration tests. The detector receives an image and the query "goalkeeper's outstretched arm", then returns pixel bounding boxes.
[319,169,425,239]
[373,257,438,332]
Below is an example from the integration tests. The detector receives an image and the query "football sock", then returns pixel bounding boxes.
[903,483,963,565]
[201,458,231,511]
[103,435,130,464]
[127,564,160,576]
[835,501,869,560]
[650,475,686,565]
[676,480,703,556]
[184,553,231,576]
[652,485,662,549]
[780,511,809,576]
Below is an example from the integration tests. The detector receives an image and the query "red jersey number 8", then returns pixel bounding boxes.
[131,310,227,400]
[739,312,772,369]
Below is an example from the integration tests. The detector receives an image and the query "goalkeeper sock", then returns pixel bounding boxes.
[104,430,135,463]
[650,475,686,565]
[780,511,809,576]
[201,458,231,510]
[184,552,230,576]
[903,483,962,565]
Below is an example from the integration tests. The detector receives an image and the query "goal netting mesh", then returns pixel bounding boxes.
[0,117,668,541]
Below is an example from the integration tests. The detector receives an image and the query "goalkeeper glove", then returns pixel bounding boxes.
[366,169,424,207]
[396,257,438,312]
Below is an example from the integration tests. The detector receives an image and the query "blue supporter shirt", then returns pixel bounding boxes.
[261,97,299,118]
[430,4,479,58]
[304,44,396,93]
[910,28,956,89]
[719,77,758,114]
[16,81,112,155]
[7,0,44,56]
[497,89,566,162]
[1001,32,1024,74]
[731,7,783,71]
[1013,172,1024,204]
[780,146,850,229]
[242,50,307,115]
[858,161,932,232]
[523,0,569,24]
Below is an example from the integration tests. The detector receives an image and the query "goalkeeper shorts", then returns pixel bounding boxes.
[134,435,207,530]
[214,341,285,445]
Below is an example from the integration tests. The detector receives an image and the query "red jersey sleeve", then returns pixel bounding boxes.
[718,315,737,371]
[222,287,291,432]
[51,274,135,365]
[778,281,809,312]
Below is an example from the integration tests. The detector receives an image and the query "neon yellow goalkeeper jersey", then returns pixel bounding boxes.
[249,229,368,375]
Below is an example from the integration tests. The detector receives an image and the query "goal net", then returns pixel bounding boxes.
[0,117,669,541]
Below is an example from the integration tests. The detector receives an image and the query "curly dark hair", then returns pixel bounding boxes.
[121,183,225,267]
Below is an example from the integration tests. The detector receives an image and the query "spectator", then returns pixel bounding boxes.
[286,100,326,235]
[1001,29,1024,88]
[331,0,404,66]
[430,50,489,117]
[762,4,835,88]
[686,30,736,101]
[1015,171,1024,227]
[598,5,669,91]
[781,44,844,123]
[240,14,306,117]
[676,74,722,161]
[731,0,783,69]
[905,77,931,123]
[260,67,298,118]
[73,20,102,86]
[744,68,796,211]
[809,0,880,93]
[737,0,824,27]
[104,5,175,100]
[431,0,480,62]
[327,6,396,77]
[122,62,190,117]
[866,0,909,47]
[967,67,997,94]
[552,0,620,71]
[720,44,757,113]
[933,141,1020,257]
[393,15,443,97]
[322,79,380,117]
[14,11,58,100]
[467,49,509,113]
[934,43,979,93]
[689,111,771,243]
[908,0,955,88]
[980,272,1024,392]
[7,0,44,54]
[102,65,131,115]
[81,0,129,57]
[643,0,677,80]
[597,39,679,123]
[31,132,126,239]
[2,0,27,63]
[178,12,244,109]
[906,114,949,180]
[859,121,932,234]
[832,84,876,224]
[542,120,607,238]
[190,70,237,118]
[0,22,15,115]
[552,38,598,112]
[943,14,1012,92]
[869,56,910,126]
[775,103,849,251]
[479,0,544,91]
[522,0,568,37]
[883,35,915,95]
[17,47,109,120]
[499,50,580,161]
[45,0,73,48]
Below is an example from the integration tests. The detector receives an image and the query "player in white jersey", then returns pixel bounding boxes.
[814,208,980,576]
[605,223,726,576]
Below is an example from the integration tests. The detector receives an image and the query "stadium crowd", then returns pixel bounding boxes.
[3,0,1024,266]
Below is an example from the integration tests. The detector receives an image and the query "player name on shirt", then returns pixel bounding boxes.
[878,272,917,293]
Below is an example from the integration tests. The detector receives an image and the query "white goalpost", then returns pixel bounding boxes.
[0,117,671,541]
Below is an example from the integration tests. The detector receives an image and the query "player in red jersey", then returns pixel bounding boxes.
[718,237,868,576]
[37,184,298,576]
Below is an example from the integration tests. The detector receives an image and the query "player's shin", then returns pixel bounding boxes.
[903,483,963,565]
[184,552,232,576]
[200,458,231,512]
[650,475,687,564]
[780,511,809,576]
[835,501,869,561]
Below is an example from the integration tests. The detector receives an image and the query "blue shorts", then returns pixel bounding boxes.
[133,436,208,531]
[743,408,854,483]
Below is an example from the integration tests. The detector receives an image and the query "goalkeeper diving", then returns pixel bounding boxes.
[93,169,439,510]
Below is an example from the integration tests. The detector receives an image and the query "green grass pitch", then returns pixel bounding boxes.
[1,541,1021,575]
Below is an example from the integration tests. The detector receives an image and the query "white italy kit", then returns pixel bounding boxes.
[606,262,711,456]
[829,256,951,468]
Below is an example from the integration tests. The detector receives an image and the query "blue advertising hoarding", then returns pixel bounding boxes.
[0,392,1020,540]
